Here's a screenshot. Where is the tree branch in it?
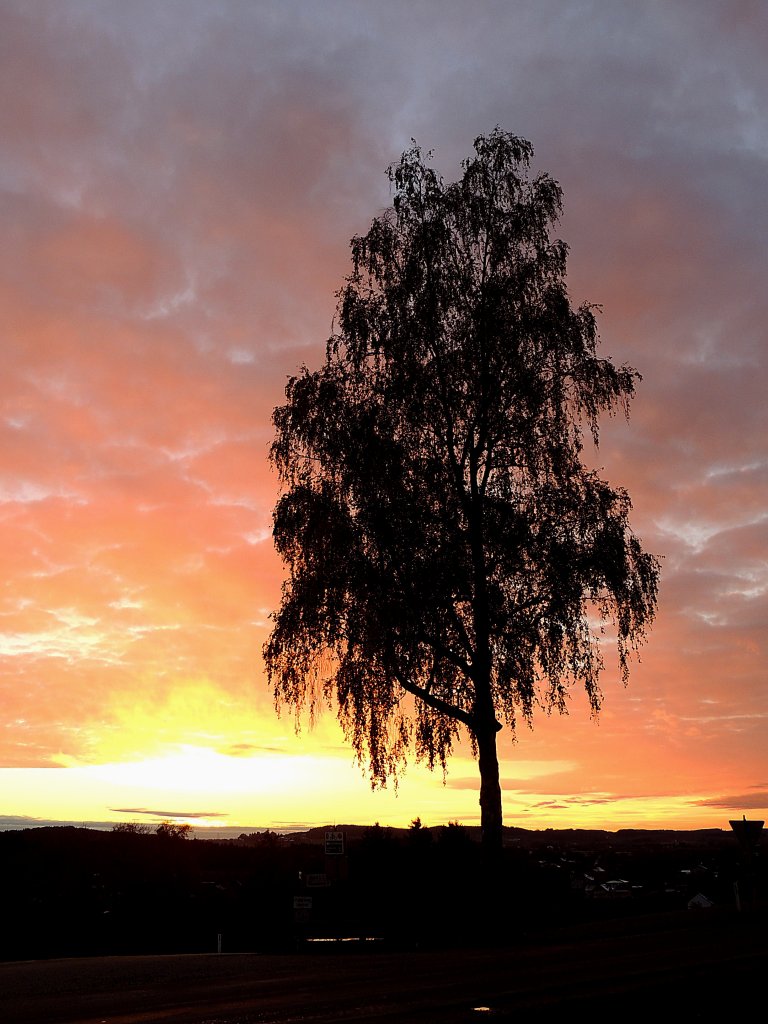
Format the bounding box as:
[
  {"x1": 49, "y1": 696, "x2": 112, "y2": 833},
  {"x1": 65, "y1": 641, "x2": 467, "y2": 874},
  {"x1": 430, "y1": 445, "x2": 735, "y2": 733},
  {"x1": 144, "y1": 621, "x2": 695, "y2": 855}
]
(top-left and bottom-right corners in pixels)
[
  {"x1": 415, "y1": 627, "x2": 473, "y2": 677},
  {"x1": 393, "y1": 668, "x2": 475, "y2": 731}
]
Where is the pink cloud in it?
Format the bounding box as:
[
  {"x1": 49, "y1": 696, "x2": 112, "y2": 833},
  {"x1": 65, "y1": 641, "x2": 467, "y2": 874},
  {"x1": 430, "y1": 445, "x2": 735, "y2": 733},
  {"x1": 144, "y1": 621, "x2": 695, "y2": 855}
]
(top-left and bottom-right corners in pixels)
[{"x1": 0, "y1": 2, "x2": 764, "y2": 827}]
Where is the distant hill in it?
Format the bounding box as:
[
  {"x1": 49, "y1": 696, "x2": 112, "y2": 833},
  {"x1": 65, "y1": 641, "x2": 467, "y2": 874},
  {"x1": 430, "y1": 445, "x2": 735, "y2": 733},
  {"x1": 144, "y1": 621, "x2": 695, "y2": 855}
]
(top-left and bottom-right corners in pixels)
[{"x1": 233, "y1": 822, "x2": 737, "y2": 851}]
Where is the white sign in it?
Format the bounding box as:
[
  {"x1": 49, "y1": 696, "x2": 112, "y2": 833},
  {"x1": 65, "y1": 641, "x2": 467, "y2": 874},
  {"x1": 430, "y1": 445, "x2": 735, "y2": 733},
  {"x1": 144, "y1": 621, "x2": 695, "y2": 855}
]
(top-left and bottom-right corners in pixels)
[
  {"x1": 325, "y1": 830, "x2": 345, "y2": 855},
  {"x1": 306, "y1": 873, "x2": 330, "y2": 888}
]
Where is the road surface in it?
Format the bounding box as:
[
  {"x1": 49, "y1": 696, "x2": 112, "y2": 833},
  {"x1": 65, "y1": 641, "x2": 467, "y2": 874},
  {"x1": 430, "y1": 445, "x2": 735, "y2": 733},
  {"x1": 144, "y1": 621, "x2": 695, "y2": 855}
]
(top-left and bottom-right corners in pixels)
[{"x1": 2, "y1": 910, "x2": 764, "y2": 1022}]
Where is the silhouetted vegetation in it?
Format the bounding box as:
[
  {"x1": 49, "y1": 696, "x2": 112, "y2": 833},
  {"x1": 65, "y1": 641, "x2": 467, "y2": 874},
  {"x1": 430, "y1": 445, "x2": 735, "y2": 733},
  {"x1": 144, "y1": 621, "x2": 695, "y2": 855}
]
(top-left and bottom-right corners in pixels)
[
  {"x1": 154, "y1": 821, "x2": 193, "y2": 840},
  {"x1": 111, "y1": 821, "x2": 151, "y2": 834},
  {"x1": 1, "y1": 824, "x2": 762, "y2": 961},
  {"x1": 265, "y1": 128, "x2": 659, "y2": 852}
]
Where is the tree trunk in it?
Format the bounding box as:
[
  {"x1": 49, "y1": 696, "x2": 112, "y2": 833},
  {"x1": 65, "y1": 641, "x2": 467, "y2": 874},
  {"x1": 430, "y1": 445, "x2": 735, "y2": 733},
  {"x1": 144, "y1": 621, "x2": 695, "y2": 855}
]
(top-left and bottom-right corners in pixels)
[{"x1": 477, "y1": 724, "x2": 503, "y2": 853}]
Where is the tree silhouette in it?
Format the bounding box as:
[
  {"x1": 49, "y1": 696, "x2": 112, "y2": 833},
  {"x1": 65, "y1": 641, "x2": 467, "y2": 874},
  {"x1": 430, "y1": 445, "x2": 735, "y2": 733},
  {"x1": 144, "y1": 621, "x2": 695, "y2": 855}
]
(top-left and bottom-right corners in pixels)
[
  {"x1": 112, "y1": 821, "x2": 152, "y2": 835},
  {"x1": 155, "y1": 822, "x2": 193, "y2": 840},
  {"x1": 265, "y1": 128, "x2": 659, "y2": 851}
]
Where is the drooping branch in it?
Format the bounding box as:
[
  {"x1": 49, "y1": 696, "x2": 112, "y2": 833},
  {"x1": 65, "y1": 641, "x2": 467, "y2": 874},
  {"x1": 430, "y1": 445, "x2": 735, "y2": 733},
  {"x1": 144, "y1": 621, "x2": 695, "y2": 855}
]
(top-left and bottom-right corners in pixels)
[{"x1": 392, "y1": 667, "x2": 474, "y2": 731}]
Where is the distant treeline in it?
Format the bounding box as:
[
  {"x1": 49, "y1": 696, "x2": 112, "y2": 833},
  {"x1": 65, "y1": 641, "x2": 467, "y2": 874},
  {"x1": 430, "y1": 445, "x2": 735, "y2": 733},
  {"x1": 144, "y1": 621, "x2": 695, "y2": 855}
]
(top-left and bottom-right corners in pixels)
[{"x1": 0, "y1": 823, "x2": 761, "y2": 961}]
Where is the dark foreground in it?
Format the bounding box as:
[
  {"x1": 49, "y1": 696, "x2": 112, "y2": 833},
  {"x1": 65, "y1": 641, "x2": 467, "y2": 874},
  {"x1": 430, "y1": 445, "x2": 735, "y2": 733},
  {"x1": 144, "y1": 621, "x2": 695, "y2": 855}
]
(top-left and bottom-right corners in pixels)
[{"x1": 2, "y1": 908, "x2": 765, "y2": 1024}]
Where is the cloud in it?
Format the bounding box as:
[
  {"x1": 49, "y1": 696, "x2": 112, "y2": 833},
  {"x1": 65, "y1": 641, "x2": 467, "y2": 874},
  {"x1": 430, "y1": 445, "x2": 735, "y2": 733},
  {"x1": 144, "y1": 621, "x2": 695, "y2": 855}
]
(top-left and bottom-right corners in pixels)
[
  {"x1": 694, "y1": 793, "x2": 768, "y2": 811},
  {"x1": 221, "y1": 742, "x2": 285, "y2": 758},
  {"x1": 0, "y1": 0, "x2": 765, "y2": 829},
  {"x1": 110, "y1": 807, "x2": 227, "y2": 820},
  {"x1": 446, "y1": 761, "x2": 578, "y2": 789}
]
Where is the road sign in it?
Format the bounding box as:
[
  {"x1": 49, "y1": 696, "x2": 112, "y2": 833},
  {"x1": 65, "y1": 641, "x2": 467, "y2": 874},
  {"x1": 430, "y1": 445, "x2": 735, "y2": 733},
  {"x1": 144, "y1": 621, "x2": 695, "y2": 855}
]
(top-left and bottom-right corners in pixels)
[
  {"x1": 293, "y1": 896, "x2": 313, "y2": 909},
  {"x1": 325, "y1": 831, "x2": 345, "y2": 855},
  {"x1": 306, "y1": 873, "x2": 330, "y2": 887}
]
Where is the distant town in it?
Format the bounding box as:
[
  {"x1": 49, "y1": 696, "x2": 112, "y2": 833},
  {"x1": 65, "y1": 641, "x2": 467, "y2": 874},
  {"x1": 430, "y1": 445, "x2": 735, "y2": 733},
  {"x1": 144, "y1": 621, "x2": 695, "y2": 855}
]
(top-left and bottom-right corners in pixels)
[{"x1": 2, "y1": 820, "x2": 763, "y2": 961}]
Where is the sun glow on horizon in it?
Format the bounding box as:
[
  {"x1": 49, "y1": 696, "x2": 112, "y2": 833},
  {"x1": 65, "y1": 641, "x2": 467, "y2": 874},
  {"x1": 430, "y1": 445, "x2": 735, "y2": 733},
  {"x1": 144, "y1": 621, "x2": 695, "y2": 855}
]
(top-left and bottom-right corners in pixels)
[
  {"x1": 2, "y1": 666, "x2": 763, "y2": 834},
  {"x1": 70, "y1": 744, "x2": 342, "y2": 796}
]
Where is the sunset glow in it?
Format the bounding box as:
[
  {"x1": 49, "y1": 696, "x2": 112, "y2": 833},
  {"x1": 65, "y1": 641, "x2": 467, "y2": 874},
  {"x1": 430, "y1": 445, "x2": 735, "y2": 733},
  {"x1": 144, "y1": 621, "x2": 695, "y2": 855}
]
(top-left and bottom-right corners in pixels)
[{"x1": 1, "y1": 1, "x2": 766, "y2": 835}]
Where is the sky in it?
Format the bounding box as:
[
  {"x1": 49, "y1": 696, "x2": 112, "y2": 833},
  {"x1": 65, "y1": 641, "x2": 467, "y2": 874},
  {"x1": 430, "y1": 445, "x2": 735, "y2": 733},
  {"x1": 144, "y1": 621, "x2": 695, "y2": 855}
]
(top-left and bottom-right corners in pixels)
[{"x1": 1, "y1": 0, "x2": 766, "y2": 835}]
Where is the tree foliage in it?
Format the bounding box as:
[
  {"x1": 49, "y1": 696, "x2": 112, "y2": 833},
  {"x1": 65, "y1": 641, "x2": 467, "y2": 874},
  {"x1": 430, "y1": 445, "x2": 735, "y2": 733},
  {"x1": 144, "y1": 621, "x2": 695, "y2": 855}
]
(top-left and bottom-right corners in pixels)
[
  {"x1": 265, "y1": 128, "x2": 659, "y2": 846},
  {"x1": 155, "y1": 821, "x2": 193, "y2": 840}
]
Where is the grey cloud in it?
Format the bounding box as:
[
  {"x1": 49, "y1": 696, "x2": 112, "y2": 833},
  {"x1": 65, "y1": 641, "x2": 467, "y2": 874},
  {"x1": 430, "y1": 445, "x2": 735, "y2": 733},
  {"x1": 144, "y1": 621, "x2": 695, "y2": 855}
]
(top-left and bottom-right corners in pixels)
[
  {"x1": 110, "y1": 807, "x2": 226, "y2": 819},
  {"x1": 695, "y1": 793, "x2": 768, "y2": 811},
  {"x1": 0, "y1": 0, "x2": 765, "y2": 821}
]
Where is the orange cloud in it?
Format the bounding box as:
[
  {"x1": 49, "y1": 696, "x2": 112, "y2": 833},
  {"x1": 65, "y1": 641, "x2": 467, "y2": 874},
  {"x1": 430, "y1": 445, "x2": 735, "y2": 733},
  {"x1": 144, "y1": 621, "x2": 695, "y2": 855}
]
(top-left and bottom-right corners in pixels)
[{"x1": 0, "y1": 0, "x2": 765, "y2": 831}]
